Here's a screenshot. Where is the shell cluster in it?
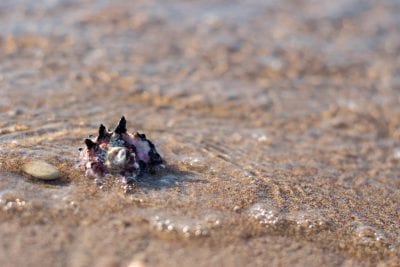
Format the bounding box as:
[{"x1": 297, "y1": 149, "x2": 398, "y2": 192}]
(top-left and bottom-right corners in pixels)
[{"x1": 78, "y1": 116, "x2": 163, "y2": 184}]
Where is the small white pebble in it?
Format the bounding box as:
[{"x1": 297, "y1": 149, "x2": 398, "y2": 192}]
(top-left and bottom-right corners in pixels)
[{"x1": 23, "y1": 160, "x2": 61, "y2": 180}]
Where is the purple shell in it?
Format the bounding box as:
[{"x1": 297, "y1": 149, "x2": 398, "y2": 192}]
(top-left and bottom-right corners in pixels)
[{"x1": 78, "y1": 116, "x2": 163, "y2": 183}]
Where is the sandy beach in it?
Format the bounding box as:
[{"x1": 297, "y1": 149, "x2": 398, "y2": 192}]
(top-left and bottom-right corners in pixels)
[{"x1": 0, "y1": 0, "x2": 399, "y2": 266}]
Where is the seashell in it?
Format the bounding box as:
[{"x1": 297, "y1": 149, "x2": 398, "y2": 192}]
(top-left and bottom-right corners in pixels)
[
  {"x1": 105, "y1": 147, "x2": 129, "y2": 171},
  {"x1": 78, "y1": 116, "x2": 164, "y2": 184}
]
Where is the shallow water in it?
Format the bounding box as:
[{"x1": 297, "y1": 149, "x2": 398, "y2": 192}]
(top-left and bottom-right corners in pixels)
[{"x1": 1, "y1": 0, "x2": 400, "y2": 266}]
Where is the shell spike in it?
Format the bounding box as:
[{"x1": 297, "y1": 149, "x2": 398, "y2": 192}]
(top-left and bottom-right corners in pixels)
[
  {"x1": 85, "y1": 138, "x2": 97, "y2": 149},
  {"x1": 97, "y1": 124, "x2": 107, "y2": 140},
  {"x1": 114, "y1": 116, "x2": 127, "y2": 134}
]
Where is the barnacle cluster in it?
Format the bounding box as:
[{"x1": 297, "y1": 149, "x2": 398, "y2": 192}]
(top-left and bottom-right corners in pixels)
[{"x1": 78, "y1": 116, "x2": 163, "y2": 184}]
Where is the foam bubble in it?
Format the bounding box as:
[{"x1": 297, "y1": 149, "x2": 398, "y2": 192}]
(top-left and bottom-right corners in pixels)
[
  {"x1": 149, "y1": 212, "x2": 222, "y2": 238},
  {"x1": 352, "y1": 223, "x2": 387, "y2": 244},
  {"x1": 180, "y1": 157, "x2": 208, "y2": 172},
  {"x1": 0, "y1": 190, "x2": 29, "y2": 211},
  {"x1": 248, "y1": 203, "x2": 332, "y2": 235},
  {"x1": 247, "y1": 202, "x2": 282, "y2": 227},
  {"x1": 289, "y1": 209, "x2": 330, "y2": 233}
]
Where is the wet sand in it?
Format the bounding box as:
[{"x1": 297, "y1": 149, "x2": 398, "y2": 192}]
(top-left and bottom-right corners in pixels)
[{"x1": 0, "y1": 0, "x2": 400, "y2": 266}]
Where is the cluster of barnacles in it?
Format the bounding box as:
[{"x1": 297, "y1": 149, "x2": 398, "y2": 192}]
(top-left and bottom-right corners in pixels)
[{"x1": 78, "y1": 116, "x2": 164, "y2": 185}]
